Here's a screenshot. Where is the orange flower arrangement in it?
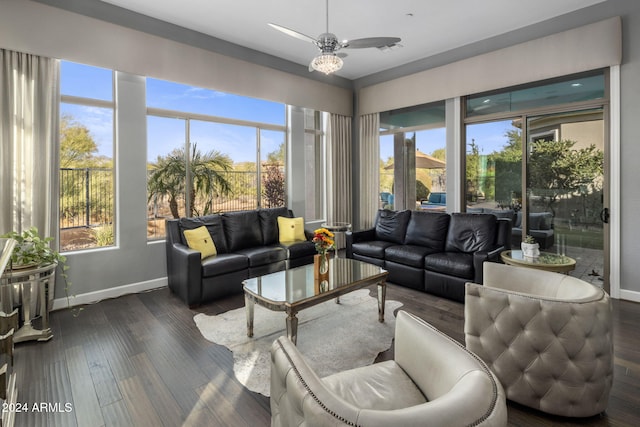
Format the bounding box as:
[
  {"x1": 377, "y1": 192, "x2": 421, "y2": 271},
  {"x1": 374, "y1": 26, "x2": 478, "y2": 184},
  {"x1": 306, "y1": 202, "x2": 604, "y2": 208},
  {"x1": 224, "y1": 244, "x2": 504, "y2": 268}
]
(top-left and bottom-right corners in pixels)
[{"x1": 312, "y1": 228, "x2": 335, "y2": 254}]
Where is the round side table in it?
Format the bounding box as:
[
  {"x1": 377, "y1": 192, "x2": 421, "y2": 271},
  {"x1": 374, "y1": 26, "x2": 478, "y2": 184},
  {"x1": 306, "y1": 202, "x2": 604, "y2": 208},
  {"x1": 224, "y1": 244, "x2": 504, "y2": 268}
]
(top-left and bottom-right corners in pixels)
[
  {"x1": 321, "y1": 222, "x2": 352, "y2": 258},
  {"x1": 501, "y1": 250, "x2": 576, "y2": 274}
]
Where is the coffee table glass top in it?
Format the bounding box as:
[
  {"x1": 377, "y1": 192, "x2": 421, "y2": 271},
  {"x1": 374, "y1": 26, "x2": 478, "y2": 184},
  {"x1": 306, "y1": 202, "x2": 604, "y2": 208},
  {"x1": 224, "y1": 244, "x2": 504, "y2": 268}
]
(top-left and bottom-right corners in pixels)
[{"x1": 243, "y1": 258, "x2": 386, "y2": 304}]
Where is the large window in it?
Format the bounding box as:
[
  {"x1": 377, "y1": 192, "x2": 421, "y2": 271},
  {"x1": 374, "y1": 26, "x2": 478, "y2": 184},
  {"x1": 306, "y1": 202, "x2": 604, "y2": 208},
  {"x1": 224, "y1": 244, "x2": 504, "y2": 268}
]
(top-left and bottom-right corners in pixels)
[
  {"x1": 146, "y1": 78, "x2": 286, "y2": 239},
  {"x1": 466, "y1": 120, "x2": 522, "y2": 209},
  {"x1": 379, "y1": 102, "x2": 446, "y2": 210},
  {"x1": 464, "y1": 71, "x2": 607, "y2": 287},
  {"x1": 59, "y1": 61, "x2": 115, "y2": 252}
]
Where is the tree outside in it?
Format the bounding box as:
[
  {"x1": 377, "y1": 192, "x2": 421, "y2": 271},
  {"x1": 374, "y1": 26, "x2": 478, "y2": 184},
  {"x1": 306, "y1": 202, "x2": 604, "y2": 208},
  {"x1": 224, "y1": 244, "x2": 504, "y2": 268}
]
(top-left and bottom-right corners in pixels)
[
  {"x1": 59, "y1": 114, "x2": 114, "y2": 250},
  {"x1": 261, "y1": 141, "x2": 286, "y2": 208},
  {"x1": 528, "y1": 139, "x2": 604, "y2": 219},
  {"x1": 147, "y1": 143, "x2": 233, "y2": 219}
]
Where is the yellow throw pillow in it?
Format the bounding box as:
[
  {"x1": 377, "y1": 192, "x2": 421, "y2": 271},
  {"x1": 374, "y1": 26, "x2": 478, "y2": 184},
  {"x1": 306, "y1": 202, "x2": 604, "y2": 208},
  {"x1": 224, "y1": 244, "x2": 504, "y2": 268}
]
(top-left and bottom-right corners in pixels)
[
  {"x1": 183, "y1": 226, "x2": 217, "y2": 259},
  {"x1": 277, "y1": 216, "x2": 306, "y2": 242}
]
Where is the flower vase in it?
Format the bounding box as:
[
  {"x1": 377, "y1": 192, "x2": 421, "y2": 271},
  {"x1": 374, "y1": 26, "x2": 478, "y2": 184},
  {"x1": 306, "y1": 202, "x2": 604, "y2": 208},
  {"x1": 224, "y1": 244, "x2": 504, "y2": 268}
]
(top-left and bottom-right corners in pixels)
[{"x1": 314, "y1": 252, "x2": 330, "y2": 281}]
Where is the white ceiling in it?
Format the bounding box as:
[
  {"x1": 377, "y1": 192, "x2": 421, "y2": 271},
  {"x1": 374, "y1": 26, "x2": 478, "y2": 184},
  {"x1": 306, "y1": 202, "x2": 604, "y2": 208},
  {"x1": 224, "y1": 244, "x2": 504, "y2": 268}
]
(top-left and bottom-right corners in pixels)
[{"x1": 99, "y1": 0, "x2": 606, "y2": 80}]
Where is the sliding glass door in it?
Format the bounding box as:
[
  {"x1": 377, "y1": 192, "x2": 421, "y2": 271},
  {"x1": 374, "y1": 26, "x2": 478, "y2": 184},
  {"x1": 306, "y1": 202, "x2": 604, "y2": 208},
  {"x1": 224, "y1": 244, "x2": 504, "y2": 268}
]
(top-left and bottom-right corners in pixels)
[
  {"x1": 464, "y1": 71, "x2": 608, "y2": 290},
  {"x1": 526, "y1": 109, "x2": 606, "y2": 287}
]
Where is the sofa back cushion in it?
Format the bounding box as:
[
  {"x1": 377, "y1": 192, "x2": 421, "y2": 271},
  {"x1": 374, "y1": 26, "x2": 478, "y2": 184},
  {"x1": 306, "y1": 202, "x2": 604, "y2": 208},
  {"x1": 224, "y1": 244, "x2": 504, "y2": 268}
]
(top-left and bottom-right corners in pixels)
[
  {"x1": 222, "y1": 210, "x2": 263, "y2": 252},
  {"x1": 514, "y1": 211, "x2": 552, "y2": 230},
  {"x1": 445, "y1": 213, "x2": 497, "y2": 253},
  {"x1": 404, "y1": 211, "x2": 450, "y2": 250},
  {"x1": 178, "y1": 214, "x2": 228, "y2": 254},
  {"x1": 530, "y1": 212, "x2": 553, "y2": 230},
  {"x1": 374, "y1": 209, "x2": 411, "y2": 244},
  {"x1": 259, "y1": 207, "x2": 291, "y2": 245},
  {"x1": 488, "y1": 209, "x2": 515, "y2": 223}
]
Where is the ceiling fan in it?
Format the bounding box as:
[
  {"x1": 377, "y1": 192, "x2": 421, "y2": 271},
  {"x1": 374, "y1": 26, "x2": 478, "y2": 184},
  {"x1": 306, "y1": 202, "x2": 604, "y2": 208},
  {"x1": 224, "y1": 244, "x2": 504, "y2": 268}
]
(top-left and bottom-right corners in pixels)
[{"x1": 268, "y1": 0, "x2": 401, "y2": 75}]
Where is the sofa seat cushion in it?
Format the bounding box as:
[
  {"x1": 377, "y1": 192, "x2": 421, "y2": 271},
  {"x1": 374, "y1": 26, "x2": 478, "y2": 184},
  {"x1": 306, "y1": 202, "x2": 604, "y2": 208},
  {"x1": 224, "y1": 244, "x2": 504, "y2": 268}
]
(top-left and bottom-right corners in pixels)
[
  {"x1": 385, "y1": 245, "x2": 438, "y2": 268},
  {"x1": 323, "y1": 360, "x2": 427, "y2": 411},
  {"x1": 351, "y1": 240, "x2": 395, "y2": 260},
  {"x1": 424, "y1": 252, "x2": 474, "y2": 279},
  {"x1": 278, "y1": 240, "x2": 316, "y2": 259},
  {"x1": 201, "y1": 253, "x2": 249, "y2": 277},
  {"x1": 235, "y1": 245, "x2": 287, "y2": 267}
]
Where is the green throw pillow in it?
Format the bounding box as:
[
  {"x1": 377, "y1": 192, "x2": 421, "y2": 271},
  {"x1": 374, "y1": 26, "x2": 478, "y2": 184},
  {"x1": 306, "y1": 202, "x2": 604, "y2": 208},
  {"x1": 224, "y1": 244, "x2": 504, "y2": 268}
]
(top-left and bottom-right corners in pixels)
[{"x1": 183, "y1": 226, "x2": 217, "y2": 259}]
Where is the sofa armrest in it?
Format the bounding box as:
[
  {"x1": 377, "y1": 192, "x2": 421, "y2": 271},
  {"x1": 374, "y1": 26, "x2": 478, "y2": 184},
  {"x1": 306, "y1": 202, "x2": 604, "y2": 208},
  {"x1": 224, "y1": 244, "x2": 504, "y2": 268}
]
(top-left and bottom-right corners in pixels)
[
  {"x1": 345, "y1": 228, "x2": 375, "y2": 258},
  {"x1": 472, "y1": 246, "x2": 504, "y2": 284},
  {"x1": 166, "y1": 242, "x2": 203, "y2": 307}
]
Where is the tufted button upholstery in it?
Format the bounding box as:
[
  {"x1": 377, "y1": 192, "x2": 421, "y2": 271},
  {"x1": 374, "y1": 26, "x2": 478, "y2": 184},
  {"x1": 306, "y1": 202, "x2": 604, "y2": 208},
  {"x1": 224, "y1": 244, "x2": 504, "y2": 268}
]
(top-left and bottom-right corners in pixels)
[
  {"x1": 464, "y1": 262, "x2": 613, "y2": 417},
  {"x1": 271, "y1": 310, "x2": 507, "y2": 427}
]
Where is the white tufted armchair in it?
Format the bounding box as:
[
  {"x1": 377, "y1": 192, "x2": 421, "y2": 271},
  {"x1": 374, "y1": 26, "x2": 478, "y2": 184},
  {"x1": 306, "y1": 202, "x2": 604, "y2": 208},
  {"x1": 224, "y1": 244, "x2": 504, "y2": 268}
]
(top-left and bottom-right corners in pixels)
[
  {"x1": 271, "y1": 310, "x2": 507, "y2": 426},
  {"x1": 465, "y1": 262, "x2": 613, "y2": 417}
]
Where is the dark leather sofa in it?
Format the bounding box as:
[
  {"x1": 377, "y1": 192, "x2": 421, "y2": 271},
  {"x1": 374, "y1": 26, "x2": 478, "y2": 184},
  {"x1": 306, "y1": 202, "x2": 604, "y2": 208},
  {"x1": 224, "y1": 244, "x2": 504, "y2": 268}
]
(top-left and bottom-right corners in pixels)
[
  {"x1": 346, "y1": 210, "x2": 511, "y2": 302},
  {"x1": 165, "y1": 207, "x2": 316, "y2": 307}
]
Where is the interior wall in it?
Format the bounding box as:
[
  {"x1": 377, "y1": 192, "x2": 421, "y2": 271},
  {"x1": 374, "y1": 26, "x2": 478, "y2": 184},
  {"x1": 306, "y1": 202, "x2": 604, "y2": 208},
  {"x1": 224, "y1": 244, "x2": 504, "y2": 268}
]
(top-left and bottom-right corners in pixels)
[
  {"x1": 358, "y1": 17, "x2": 621, "y2": 115},
  {"x1": 618, "y1": 11, "x2": 640, "y2": 300},
  {"x1": 0, "y1": 0, "x2": 353, "y2": 116}
]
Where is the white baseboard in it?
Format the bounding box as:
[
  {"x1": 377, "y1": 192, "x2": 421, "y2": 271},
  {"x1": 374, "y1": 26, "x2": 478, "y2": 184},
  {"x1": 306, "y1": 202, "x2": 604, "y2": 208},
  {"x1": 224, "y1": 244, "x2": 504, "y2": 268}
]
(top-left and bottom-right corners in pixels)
[
  {"x1": 49, "y1": 277, "x2": 640, "y2": 308},
  {"x1": 52, "y1": 277, "x2": 168, "y2": 311},
  {"x1": 618, "y1": 289, "x2": 640, "y2": 304}
]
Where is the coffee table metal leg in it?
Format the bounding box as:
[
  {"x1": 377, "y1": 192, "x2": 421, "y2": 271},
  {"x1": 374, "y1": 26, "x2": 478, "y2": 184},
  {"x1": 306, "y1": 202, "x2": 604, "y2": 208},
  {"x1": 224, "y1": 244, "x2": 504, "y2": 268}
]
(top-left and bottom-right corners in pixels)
[
  {"x1": 377, "y1": 281, "x2": 386, "y2": 322},
  {"x1": 286, "y1": 310, "x2": 299, "y2": 345},
  {"x1": 245, "y1": 295, "x2": 254, "y2": 338}
]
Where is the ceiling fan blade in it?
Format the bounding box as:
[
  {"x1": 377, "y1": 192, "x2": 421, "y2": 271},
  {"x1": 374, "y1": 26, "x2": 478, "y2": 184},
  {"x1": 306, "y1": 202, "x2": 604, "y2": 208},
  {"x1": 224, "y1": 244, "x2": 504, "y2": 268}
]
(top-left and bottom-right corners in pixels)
[
  {"x1": 343, "y1": 37, "x2": 401, "y2": 49},
  {"x1": 268, "y1": 23, "x2": 317, "y2": 44}
]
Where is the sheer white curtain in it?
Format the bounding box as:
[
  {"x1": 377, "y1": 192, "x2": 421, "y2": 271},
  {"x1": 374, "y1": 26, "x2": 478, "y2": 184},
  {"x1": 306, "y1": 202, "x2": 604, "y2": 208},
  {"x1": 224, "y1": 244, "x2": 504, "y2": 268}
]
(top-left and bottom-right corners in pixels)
[
  {"x1": 326, "y1": 114, "x2": 352, "y2": 248},
  {"x1": 358, "y1": 113, "x2": 380, "y2": 229},
  {"x1": 0, "y1": 49, "x2": 59, "y2": 240}
]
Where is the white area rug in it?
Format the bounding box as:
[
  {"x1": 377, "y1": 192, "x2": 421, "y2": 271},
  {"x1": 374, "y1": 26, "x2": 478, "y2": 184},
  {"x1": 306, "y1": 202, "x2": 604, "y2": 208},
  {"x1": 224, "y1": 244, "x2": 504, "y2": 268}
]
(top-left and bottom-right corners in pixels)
[{"x1": 194, "y1": 289, "x2": 403, "y2": 396}]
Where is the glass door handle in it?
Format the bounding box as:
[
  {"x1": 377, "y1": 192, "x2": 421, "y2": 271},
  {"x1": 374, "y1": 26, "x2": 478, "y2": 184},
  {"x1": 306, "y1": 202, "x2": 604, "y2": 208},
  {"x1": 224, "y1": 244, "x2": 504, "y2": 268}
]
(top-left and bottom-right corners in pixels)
[{"x1": 600, "y1": 207, "x2": 610, "y2": 224}]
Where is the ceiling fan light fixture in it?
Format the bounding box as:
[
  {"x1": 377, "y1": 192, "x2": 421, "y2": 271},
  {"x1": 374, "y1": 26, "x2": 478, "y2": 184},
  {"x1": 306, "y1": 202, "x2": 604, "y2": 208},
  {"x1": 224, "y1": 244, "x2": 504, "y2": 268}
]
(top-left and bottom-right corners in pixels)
[{"x1": 311, "y1": 53, "x2": 343, "y2": 75}]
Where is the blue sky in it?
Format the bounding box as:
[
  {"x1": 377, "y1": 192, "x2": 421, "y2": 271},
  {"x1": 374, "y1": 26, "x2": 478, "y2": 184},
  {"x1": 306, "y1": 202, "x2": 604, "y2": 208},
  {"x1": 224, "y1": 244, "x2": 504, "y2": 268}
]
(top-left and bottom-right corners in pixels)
[
  {"x1": 380, "y1": 120, "x2": 516, "y2": 162},
  {"x1": 61, "y1": 61, "x2": 516, "y2": 164},
  {"x1": 61, "y1": 61, "x2": 285, "y2": 163}
]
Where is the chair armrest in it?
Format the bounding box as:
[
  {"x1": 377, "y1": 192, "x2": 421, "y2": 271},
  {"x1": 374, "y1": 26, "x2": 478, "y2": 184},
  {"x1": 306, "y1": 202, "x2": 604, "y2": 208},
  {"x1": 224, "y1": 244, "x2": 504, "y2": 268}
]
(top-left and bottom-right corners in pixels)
[
  {"x1": 166, "y1": 242, "x2": 203, "y2": 307},
  {"x1": 270, "y1": 337, "x2": 360, "y2": 427}
]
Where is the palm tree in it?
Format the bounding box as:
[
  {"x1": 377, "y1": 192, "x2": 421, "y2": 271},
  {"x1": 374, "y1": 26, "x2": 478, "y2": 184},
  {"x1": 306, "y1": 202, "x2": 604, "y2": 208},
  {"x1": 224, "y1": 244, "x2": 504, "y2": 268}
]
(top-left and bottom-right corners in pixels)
[{"x1": 147, "y1": 143, "x2": 233, "y2": 218}]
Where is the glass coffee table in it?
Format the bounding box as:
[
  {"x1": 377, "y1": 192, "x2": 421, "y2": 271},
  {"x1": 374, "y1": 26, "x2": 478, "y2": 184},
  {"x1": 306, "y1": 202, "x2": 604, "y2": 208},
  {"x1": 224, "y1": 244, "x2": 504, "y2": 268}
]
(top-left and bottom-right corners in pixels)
[
  {"x1": 501, "y1": 250, "x2": 576, "y2": 273},
  {"x1": 242, "y1": 258, "x2": 388, "y2": 345}
]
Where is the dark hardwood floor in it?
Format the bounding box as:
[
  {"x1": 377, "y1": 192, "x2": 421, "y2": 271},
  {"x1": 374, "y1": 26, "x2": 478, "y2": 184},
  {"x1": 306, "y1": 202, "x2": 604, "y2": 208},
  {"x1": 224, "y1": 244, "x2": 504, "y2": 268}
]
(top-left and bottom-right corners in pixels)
[{"x1": 11, "y1": 283, "x2": 640, "y2": 426}]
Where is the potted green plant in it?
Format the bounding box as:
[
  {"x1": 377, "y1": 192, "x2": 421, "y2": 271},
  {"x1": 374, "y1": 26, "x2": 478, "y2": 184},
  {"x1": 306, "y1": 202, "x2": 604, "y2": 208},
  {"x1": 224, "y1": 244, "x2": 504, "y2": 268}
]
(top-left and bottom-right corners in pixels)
[
  {"x1": 1, "y1": 227, "x2": 77, "y2": 314},
  {"x1": 521, "y1": 234, "x2": 540, "y2": 258},
  {"x1": 1, "y1": 227, "x2": 65, "y2": 268}
]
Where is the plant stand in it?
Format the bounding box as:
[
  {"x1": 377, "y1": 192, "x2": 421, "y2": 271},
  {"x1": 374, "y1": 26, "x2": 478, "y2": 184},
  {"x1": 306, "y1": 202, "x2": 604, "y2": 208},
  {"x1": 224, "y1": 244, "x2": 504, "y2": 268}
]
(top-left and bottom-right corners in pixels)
[{"x1": 1, "y1": 262, "x2": 56, "y2": 343}]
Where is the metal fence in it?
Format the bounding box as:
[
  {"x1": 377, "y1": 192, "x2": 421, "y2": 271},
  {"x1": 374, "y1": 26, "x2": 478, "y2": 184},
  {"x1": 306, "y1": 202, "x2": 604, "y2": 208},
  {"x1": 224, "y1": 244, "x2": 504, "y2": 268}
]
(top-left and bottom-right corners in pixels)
[
  {"x1": 59, "y1": 167, "x2": 285, "y2": 235},
  {"x1": 60, "y1": 168, "x2": 114, "y2": 229}
]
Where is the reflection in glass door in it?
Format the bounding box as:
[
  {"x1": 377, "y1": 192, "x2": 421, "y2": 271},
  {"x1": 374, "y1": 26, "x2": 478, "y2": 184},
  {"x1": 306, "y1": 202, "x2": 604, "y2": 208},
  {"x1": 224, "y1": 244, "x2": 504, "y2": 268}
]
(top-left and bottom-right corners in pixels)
[{"x1": 526, "y1": 109, "x2": 606, "y2": 288}]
